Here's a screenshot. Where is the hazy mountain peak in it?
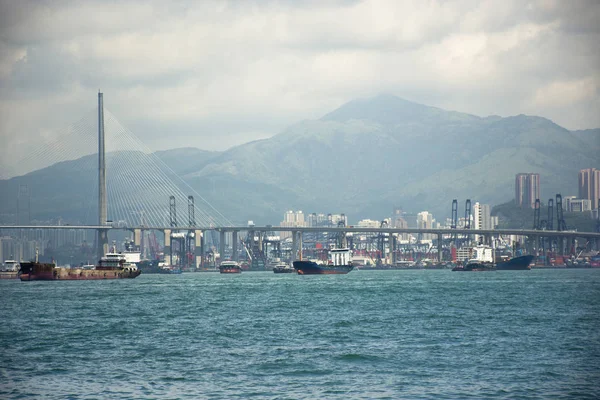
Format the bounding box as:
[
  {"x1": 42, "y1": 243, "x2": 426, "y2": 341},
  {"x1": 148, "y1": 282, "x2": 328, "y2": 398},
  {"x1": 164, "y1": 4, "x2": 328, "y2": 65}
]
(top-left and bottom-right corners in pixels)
[{"x1": 320, "y1": 94, "x2": 479, "y2": 125}]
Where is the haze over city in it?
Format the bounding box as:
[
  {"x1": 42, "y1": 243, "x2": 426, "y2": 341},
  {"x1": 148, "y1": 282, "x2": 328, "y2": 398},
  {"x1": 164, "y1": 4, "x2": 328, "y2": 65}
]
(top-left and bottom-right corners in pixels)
[{"x1": 1, "y1": 0, "x2": 599, "y2": 178}]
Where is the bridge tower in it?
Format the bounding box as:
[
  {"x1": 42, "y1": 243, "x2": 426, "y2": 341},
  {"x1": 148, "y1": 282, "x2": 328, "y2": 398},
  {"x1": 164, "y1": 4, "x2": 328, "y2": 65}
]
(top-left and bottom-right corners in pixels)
[{"x1": 97, "y1": 92, "x2": 109, "y2": 260}]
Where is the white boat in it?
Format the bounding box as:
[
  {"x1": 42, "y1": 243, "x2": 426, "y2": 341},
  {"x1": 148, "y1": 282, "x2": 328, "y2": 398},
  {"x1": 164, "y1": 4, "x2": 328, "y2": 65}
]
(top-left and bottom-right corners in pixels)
[
  {"x1": 98, "y1": 252, "x2": 139, "y2": 272},
  {"x1": 273, "y1": 262, "x2": 294, "y2": 273}
]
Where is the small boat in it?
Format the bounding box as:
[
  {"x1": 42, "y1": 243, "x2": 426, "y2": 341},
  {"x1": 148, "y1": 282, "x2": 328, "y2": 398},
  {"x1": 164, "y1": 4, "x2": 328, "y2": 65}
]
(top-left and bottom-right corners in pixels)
[
  {"x1": 20, "y1": 251, "x2": 141, "y2": 281},
  {"x1": 0, "y1": 259, "x2": 20, "y2": 279},
  {"x1": 219, "y1": 260, "x2": 242, "y2": 274},
  {"x1": 273, "y1": 262, "x2": 294, "y2": 273},
  {"x1": 293, "y1": 247, "x2": 354, "y2": 275}
]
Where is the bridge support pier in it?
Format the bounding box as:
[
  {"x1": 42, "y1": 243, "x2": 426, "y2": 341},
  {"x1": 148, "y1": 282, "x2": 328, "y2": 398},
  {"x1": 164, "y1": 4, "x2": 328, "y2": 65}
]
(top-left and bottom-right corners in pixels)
[
  {"x1": 437, "y1": 233, "x2": 443, "y2": 263},
  {"x1": 97, "y1": 229, "x2": 108, "y2": 260},
  {"x1": 163, "y1": 229, "x2": 171, "y2": 265},
  {"x1": 200, "y1": 231, "x2": 206, "y2": 267},
  {"x1": 134, "y1": 228, "x2": 142, "y2": 247},
  {"x1": 292, "y1": 230, "x2": 302, "y2": 261},
  {"x1": 558, "y1": 236, "x2": 565, "y2": 256},
  {"x1": 195, "y1": 230, "x2": 203, "y2": 268},
  {"x1": 391, "y1": 235, "x2": 397, "y2": 266},
  {"x1": 219, "y1": 230, "x2": 226, "y2": 262},
  {"x1": 232, "y1": 230, "x2": 238, "y2": 261},
  {"x1": 291, "y1": 231, "x2": 297, "y2": 261},
  {"x1": 484, "y1": 234, "x2": 491, "y2": 246}
]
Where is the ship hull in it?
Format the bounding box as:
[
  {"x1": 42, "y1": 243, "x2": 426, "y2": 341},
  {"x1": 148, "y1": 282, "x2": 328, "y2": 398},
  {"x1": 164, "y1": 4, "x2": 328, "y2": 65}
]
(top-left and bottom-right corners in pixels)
[
  {"x1": 0, "y1": 271, "x2": 19, "y2": 279},
  {"x1": 293, "y1": 260, "x2": 354, "y2": 275},
  {"x1": 19, "y1": 262, "x2": 141, "y2": 281},
  {"x1": 452, "y1": 262, "x2": 496, "y2": 272},
  {"x1": 219, "y1": 267, "x2": 242, "y2": 274},
  {"x1": 496, "y1": 255, "x2": 534, "y2": 270},
  {"x1": 273, "y1": 268, "x2": 294, "y2": 273}
]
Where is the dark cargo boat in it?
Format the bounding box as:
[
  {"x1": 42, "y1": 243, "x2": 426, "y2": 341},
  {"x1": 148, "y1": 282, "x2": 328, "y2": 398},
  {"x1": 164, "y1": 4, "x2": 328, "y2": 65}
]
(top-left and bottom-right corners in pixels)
[
  {"x1": 20, "y1": 252, "x2": 141, "y2": 281},
  {"x1": 293, "y1": 248, "x2": 354, "y2": 275},
  {"x1": 496, "y1": 254, "x2": 534, "y2": 270}
]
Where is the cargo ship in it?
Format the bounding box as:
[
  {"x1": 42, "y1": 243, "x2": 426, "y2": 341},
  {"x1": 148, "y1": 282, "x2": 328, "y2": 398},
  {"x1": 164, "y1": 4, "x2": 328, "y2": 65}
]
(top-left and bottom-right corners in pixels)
[
  {"x1": 0, "y1": 260, "x2": 20, "y2": 279},
  {"x1": 20, "y1": 252, "x2": 141, "y2": 281},
  {"x1": 496, "y1": 254, "x2": 534, "y2": 270},
  {"x1": 293, "y1": 247, "x2": 354, "y2": 275},
  {"x1": 219, "y1": 260, "x2": 242, "y2": 274}
]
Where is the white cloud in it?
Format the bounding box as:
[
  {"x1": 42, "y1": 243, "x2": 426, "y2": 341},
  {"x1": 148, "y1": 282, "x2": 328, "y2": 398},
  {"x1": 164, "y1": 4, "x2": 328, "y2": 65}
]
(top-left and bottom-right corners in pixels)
[{"x1": 0, "y1": 0, "x2": 599, "y2": 176}]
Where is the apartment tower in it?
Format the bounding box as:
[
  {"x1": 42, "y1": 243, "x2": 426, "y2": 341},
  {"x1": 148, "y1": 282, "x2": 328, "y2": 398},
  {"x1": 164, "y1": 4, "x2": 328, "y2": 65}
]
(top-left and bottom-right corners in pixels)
[
  {"x1": 515, "y1": 173, "x2": 540, "y2": 209},
  {"x1": 578, "y1": 168, "x2": 600, "y2": 210}
]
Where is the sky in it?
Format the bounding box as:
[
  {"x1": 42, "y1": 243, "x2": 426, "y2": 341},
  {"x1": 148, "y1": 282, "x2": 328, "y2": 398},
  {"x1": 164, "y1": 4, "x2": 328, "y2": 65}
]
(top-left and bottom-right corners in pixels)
[{"x1": 1, "y1": 0, "x2": 599, "y2": 177}]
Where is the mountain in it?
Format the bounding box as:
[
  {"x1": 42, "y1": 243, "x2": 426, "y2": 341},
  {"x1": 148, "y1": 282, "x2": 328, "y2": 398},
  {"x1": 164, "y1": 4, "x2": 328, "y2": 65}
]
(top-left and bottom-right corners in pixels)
[{"x1": 1, "y1": 95, "x2": 598, "y2": 226}]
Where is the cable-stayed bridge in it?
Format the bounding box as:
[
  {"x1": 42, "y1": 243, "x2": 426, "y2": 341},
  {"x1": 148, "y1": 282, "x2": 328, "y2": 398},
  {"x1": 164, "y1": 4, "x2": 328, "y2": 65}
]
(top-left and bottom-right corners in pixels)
[{"x1": 4, "y1": 99, "x2": 231, "y2": 229}]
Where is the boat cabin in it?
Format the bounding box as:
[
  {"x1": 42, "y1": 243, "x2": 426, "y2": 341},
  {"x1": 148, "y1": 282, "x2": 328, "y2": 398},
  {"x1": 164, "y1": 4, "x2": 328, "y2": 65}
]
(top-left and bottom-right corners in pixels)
[
  {"x1": 329, "y1": 248, "x2": 351, "y2": 266},
  {"x1": 467, "y1": 246, "x2": 494, "y2": 264},
  {"x1": 2, "y1": 260, "x2": 20, "y2": 272}
]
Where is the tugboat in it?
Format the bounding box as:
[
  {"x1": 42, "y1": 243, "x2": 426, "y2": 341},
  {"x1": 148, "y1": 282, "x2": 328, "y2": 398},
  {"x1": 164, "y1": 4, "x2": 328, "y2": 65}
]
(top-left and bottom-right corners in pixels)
[
  {"x1": 273, "y1": 262, "x2": 295, "y2": 273},
  {"x1": 20, "y1": 250, "x2": 141, "y2": 281},
  {"x1": 293, "y1": 247, "x2": 354, "y2": 275},
  {"x1": 219, "y1": 260, "x2": 242, "y2": 274},
  {"x1": 452, "y1": 245, "x2": 496, "y2": 272}
]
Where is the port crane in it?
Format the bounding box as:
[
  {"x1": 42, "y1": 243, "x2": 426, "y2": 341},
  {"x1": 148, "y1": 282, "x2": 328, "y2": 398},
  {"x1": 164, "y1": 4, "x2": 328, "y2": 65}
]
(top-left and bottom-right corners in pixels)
[{"x1": 376, "y1": 220, "x2": 388, "y2": 266}]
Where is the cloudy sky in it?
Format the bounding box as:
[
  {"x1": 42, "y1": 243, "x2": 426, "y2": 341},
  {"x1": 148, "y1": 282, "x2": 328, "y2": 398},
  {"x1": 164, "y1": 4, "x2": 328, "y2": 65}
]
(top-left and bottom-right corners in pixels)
[{"x1": 1, "y1": 0, "x2": 599, "y2": 176}]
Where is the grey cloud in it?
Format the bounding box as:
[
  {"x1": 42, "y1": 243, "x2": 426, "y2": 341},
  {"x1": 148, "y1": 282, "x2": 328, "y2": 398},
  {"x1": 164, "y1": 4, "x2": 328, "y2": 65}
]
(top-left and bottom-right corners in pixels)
[{"x1": 0, "y1": 0, "x2": 598, "y2": 178}]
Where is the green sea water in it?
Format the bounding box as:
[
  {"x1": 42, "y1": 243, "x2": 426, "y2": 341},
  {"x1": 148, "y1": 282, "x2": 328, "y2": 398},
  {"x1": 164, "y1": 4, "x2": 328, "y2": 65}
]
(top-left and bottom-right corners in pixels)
[{"x1": 1, "y1": 269, "x2": 599, "y2": 399}]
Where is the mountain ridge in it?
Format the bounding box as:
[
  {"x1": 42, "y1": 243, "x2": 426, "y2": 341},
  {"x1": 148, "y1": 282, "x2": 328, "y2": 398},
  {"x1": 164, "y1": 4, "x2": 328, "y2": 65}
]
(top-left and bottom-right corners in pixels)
[{"x1": 1, "y1": 94, "x2": 598, "y2": 225}]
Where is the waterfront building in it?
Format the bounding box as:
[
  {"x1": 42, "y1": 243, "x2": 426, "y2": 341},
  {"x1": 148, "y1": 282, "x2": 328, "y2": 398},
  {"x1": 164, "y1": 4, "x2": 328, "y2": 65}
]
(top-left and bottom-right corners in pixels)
[
  {"x1": 568, "y1": 198, "x2": 592, "y2": 212},
  {"x1": 473, "y1": 202, "x2": 492, "y2": 243},
  {"x1": 515, "y1": 173, "x2": 540, "y2": 208},
  {"x1": 392, "y1": 209, "x2": 409, "y2": 241},
  {"x1": 417, "y1": 211, "x2": 435, "y2": 240},
  {"x1": 491, "y1": 216, "x2": 499, "y2": 229},
  {"x1": 473, "y1": 203, "x2": 492, "y2": 230},
  {"x1": 564, "y1": 196, "x2": 577, "y2": 211},
  {"x1": 357, "y1": 219, "x2": 381, "y2": 229},
  {"x1": 280, "y1": 210, "x2": 308, "y2": 239},
  {"x1": 578, "y1": 168, "x2": 600, "y2": 210},
  {"x1": 0, "y1": 236, "x2": 43, "y2": 262},
  {"x1": 328, "y1": 214, "x2": 347, "y2": 226}
]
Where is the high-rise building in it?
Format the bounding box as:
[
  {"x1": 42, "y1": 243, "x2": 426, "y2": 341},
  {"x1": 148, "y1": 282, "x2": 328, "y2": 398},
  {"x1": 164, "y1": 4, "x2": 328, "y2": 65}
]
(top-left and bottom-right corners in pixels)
[
  {"x1": 568, "y1": 199, "x2": 592, "y2": 212},
  {"x1": 515, "y1": 173, "x2": 540, "y2": 208},
  {"x1": 417, "y1": 211, "x2": 434, "y2": 240},
  {"x1": 473, "y1": 202, "x2": 491, "y2": 243},
  {"x1": 578, "y1": 168, "x2": 600, "y2": 210},
  {"x1": 473, "y1": 202, "x2": 491, "y2": 230},
  {"x1": 280, "y1": 210, "x2": 308, "y2": 239}
]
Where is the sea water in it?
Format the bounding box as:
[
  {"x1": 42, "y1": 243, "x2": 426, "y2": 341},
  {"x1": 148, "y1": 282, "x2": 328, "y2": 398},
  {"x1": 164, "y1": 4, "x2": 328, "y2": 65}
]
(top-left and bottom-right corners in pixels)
[{"x1": 1, "y1": 269, "x2": 599, "y2": 399}]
